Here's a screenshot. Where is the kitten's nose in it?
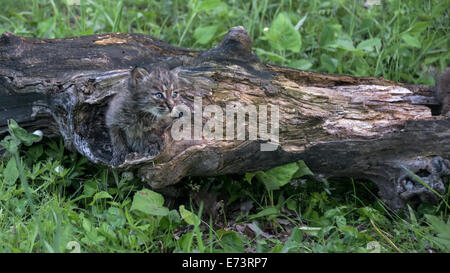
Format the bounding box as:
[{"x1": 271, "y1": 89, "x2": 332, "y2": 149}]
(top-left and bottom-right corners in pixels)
[{"x1": 166, "y1": 102, "x2": 174, "y2": 111}]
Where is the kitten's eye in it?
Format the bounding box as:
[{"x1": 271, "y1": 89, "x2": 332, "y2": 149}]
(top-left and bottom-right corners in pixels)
[
  {"x1": 172, "y1": 92, "x2": 178, "y2": 98},
  {"x1": 155, "y1": 93, "x2": 164, "y2": 99}
]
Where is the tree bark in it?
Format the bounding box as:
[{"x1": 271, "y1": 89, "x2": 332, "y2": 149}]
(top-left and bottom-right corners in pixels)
[{"x1": 1, "y1": 27, "x2": 449, "y2": 210}]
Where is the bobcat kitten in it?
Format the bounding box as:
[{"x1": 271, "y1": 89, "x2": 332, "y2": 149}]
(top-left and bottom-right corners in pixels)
[{"x1": 106, "y1": 66, "x2": 183, "y2": 166}]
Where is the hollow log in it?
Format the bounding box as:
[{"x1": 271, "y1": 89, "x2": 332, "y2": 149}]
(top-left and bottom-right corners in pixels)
[{"x1": 1, "y1": 27, "x2": 449, "y2": 210}]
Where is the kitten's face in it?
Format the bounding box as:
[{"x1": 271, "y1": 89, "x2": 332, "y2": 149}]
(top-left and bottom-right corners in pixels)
[{"x1": 130, "y1": 67, "x2": 183, "y2": 118}]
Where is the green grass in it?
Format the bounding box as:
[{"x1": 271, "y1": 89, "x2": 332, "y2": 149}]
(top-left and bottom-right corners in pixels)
[{"x1": 0, "y1": 0, "x2": 449, "y2": 253}]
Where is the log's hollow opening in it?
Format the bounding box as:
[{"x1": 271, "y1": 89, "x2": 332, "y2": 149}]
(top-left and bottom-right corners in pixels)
[
  {"x1": 429, "y1": 104, "x2": 443, "y2": 116},
  {"x1": 75, "y1": 96, "x2": 170, "y2": 166},
  {"x1": 76, "y1": 101, "x2": 113, "y2": 164},
  {"x1": 415, "y1": 169, "x2": 431, "y2": 178}
]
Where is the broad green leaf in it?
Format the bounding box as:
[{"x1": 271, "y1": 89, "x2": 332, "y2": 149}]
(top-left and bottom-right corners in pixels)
[
  {"x1": 424, "y1": 215, "x2": 450, "y2": 249},
  {"x1": 281, "y1": 227, "x2": 302, "y2": 253},
  {"x1": 339, "y1": 225, "x2": 359, "y2": 237},
  {"x1": 401, "y1": 33, "x2": 421, "y2": 48},
  {"x1": 294, "y1": 160, "x2": 314, "y2": 178},
  {"x1": 160, "y1": 209, "x2": 181, "y2": 229},
  {"x1": 330, "y1": 38, "x2": 355, "y2": 51},
  {"x1": 255, "y1": 162, "x2": 299, "y2": 191},
  {"x1": 168, "y1": 209, "x2": 181, "y2": 223},
  {"x1": 132, "y1": 204, "x2": 169, "y2": 217},
  {"x1": 7, "y1": 119, "x2": 41, "y2": 146},
  {"x1": 286, "y1": 199, "x2": 297, "y2": 211},
  {"x1": 265, "y1": 162, "x2": 299, "y2": 186},
  {"x1": 81, "y1": 218, "x2": 105, "y2": 244},
  {"x1": 89, "y1": 191, "x2": 113, "y2": 205},
  {"x1": 270, "y1": 244, "x2": 284, "y2": 253},
  {"x1": 320, "y1": 54, "x2": 337, "y2": 73},
  {"x1": 82, "y1": 217, "x2": 92, "y2": 233},
  {"x1": 105, "y1": 207, "x2": 126, "y2": 228},
  {"x1": 179, "y1": 205, "x2": 200, "y2": 225},
  {"x1": 217, "y1": 230, "x2": 244, "y2": 252},
  {"x1": 255, "y1": 48, "x2": 287, "y2": 62},
  {"x1": 0, "y1": 136, "x2": 20, "y2": 154},
  {"x1": 250, "y1": 161, "x2": 311, "y2": 191},
  {"x1": 335, "y1": 215, "x2": 347, "y2": 228},
  {"x1": 130, "y1": 189, "x2": 168, "y2": 216},
  {"x1": 266, "y1": 13, "x2": 301, "y2": 52},
  {"x1": 357, "y1": 38, "x2": 381, "y2": 52},
  {"x1": 254, "y1": 171, "x2": 279, "y2": 191},
  {"x1": 425, "y1": 214, "x2": 450, "y2": 241},
  {"x1": 83, "y1": 180, "x2": 98, "y2": 197},
  {"x1": 245, "y1": 172, "x2": 257, "y2": 183},
  {"x1": 248, "y1": 207, "x2": 279, "y2": 220},
  {"x1": 320, "y1": 24, "x2": 341, "y2": 48},
  {"x1": 324, "y1": 206, "x2": 345, "y2": 218},
  {"x1": 135, "y1": 189, "x2": 164, "y2": 206},
  {"x1": 409, "y1": 21, "x2": 430, "y2": 35},
  {"x1": 4, "y1": 158, "x2": 19, "y2": 185},
  {"x1": 194, "y1": 25, "x2": 218, "y2": 45},
  {"x1": 289, "y1": 59, "x2": 313, "y2": 70},
  {"x1": 179, "y1": 231, "x2": 195, "y2": 252},
  {"x1": 358, "y1": 206, "x2": 389, "y2": 225},
  {"x1": 198, "y1": 0, "x2": 223, "y2": 11}
]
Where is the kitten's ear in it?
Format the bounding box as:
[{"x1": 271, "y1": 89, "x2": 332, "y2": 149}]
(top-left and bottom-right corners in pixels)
[{"x1": 130, "y1": 67, "x2": 149, "y2": 88}]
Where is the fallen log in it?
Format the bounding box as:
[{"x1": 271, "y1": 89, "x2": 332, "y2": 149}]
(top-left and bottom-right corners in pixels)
[{"x1": 0, "y1": 26, "x2": 449, "y2": 210}]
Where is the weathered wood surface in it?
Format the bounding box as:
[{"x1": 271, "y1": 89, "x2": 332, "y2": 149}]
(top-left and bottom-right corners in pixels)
[{"x1": 1, "y1": 27, "x2": 449, "y2": 210}]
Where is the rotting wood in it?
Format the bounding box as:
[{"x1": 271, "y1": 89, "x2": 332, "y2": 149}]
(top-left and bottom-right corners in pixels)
[{"x1": 1, "y1": 27, "x2": 449, "y2": 210}]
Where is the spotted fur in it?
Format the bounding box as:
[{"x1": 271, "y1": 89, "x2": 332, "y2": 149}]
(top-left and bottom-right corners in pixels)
[{"x1": 106, "y1": 66, "x2": 183, "y2": 165}]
